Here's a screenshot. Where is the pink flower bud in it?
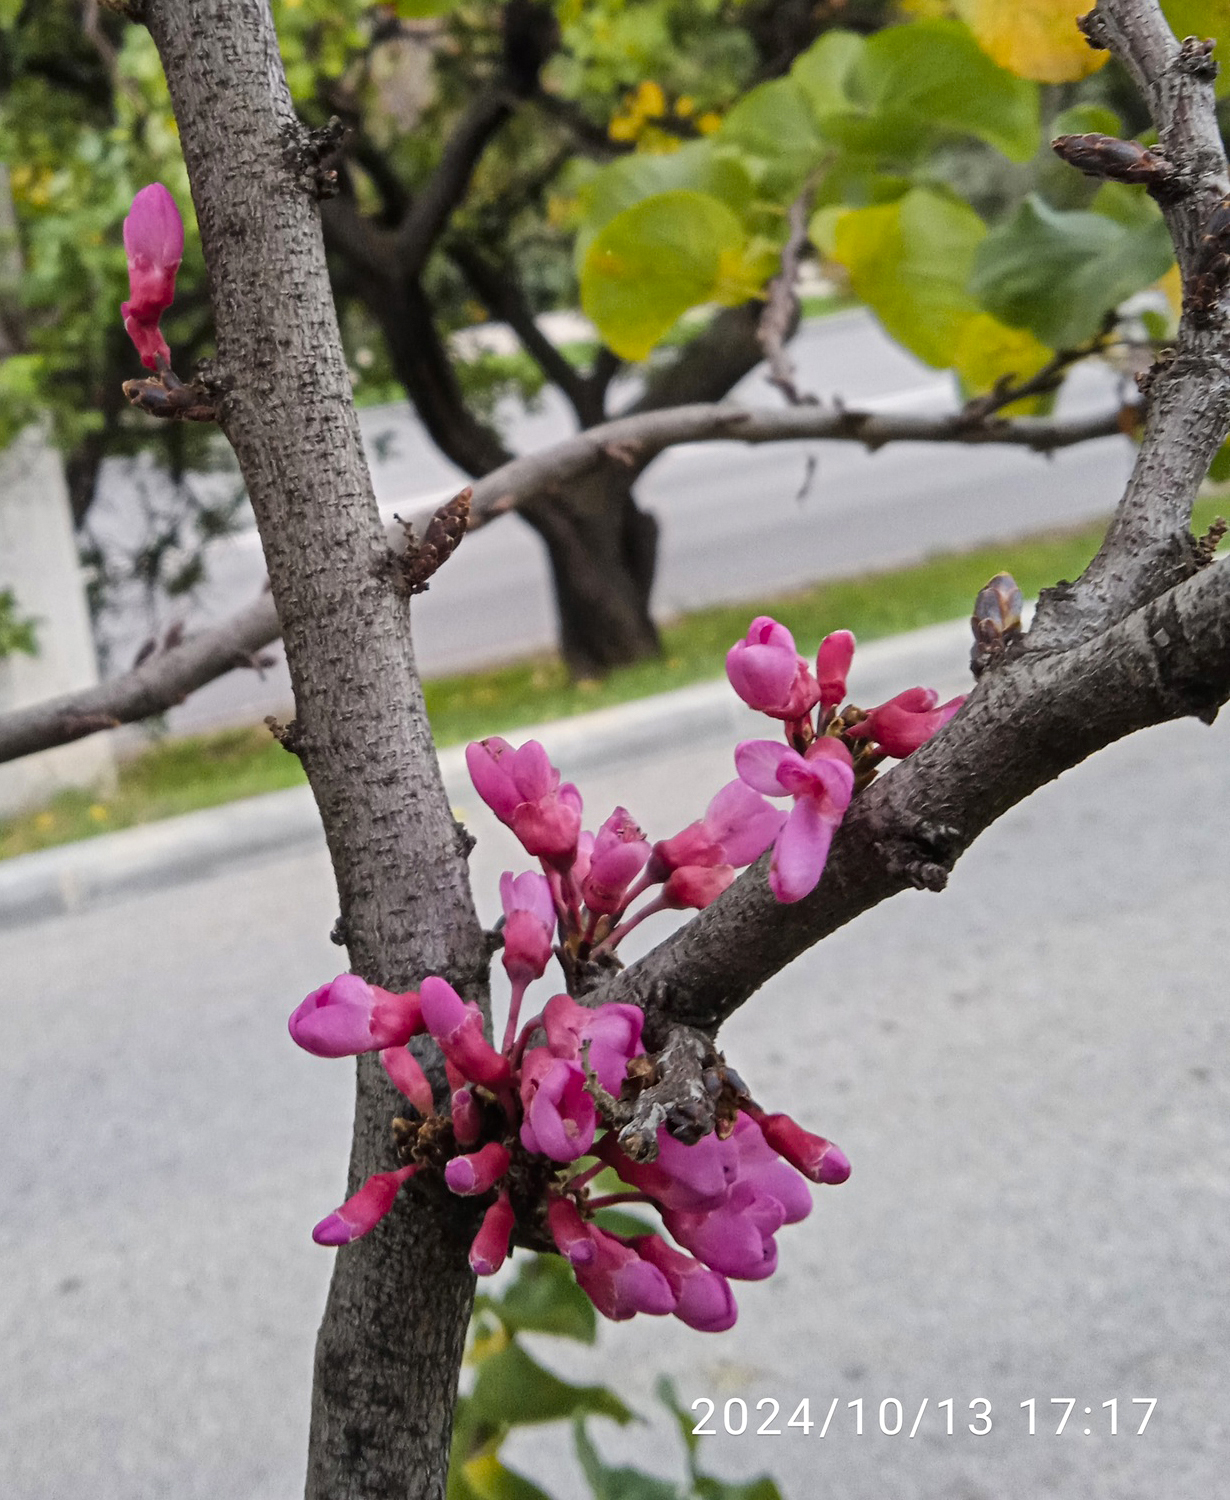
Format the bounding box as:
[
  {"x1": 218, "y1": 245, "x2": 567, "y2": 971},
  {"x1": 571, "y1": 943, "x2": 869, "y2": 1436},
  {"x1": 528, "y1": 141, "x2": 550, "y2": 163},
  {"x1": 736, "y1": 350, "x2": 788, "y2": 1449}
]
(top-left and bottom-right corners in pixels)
[
  {"x1": 519, "y1": 1049, "x2": 596, "y2": 1162},
  {"x1": 816, "y1": 630, "x2": 855, "y2": 709},
  {"x1": 753, "y1": 1112, "x2": 851, "y2": 1184},
  {"x1": 420, "y1": 977, "x2": 510, "y2": 1089},
  {"x1": 465, "y1": 738, "x2": 522, "y2": 822},
  {"x1": 573, "y1": 1227, "x2": 677, "y2": 1320},
  {"x1": 734, "y1": 738, "x2": 855, "y2": 904},
  {"x1": 470, "y1": 1191, "x2": 515, "y2": 1275},
  {"x1": 289, "y1": 974, "x2": 423, "y2": 1058},
  {"x1": 581, "y1": 808, "x2": 650, "y2": 915},
  {"x1": 661, "y1": 863, "x2": 735, "y2": 910},
  {"x1": 631, "y1": 1235, "x2": 738, "y2": 1332},
  {"x1": 445, "y1": 1140, "x2": 511, "y2": 1197},
  {"x1": 121, "y1": 184, "x2": 184, "y2": 371},
  {"x1": 845, "y1": 688, "x2": 966, "y2": 759},
  {"x1": 547, "y1": 1196, "x2": 596, "y2": 1266},
  {"x1": 451, "y1": 1087, "x2": 483, "y2": 1147},
  {"x1": 649, "y1": 781, "x2": 784, "y2": 881},
  {"x1": 379, "y1": 1046, "x2": 435, "y2": 1116},
  {"x1": 510, "y1": 782, "x2": 582, "y2": 866},
  {"x1": 312, "y1": 1165, "x2": 418, "y2": 1246},
  {"x1": 726, "y1": 616, "x2": 821, "y2": 720},
  {"x1": 466, "y1": 739, "x2": 582, "y2": 866},
  {"x1": 499, "y1": 871, "x2": 555, "y2": 985},
  {"x1": 600, "y1": 1128, "x2": 729, "y2": 1212}
]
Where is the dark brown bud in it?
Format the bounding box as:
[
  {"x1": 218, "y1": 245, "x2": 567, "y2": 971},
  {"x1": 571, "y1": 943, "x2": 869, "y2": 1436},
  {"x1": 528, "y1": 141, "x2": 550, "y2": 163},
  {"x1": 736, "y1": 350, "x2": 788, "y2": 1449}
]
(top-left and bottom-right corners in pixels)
[
  {"x1": 1052, "y1": 133, "x2": 1174, "y2": 187},
  {"x1": 396, "y1": 486, "x2": 473, "y2": 594}
]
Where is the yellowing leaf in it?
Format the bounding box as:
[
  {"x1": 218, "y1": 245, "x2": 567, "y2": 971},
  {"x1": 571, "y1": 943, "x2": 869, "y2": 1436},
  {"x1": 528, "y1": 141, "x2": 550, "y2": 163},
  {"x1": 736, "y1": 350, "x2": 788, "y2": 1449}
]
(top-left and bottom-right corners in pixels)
[
  {"x1": 958, "y1": 0, "x2": 1109, "y2": 82},
  {"x1": 951, "y1": 313, "x2": 1053, "y2": 409},
  {"x1": 1157, "y1": 261, "x2": 1183, "y2": 321}
]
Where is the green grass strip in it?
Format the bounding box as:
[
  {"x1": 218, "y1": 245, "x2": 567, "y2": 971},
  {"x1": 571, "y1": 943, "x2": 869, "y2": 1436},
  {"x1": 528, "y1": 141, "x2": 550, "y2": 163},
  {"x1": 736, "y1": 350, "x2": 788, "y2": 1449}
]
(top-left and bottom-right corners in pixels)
[{"x1": 3, "y1": 501, "x2": 1222, "y2": 861}]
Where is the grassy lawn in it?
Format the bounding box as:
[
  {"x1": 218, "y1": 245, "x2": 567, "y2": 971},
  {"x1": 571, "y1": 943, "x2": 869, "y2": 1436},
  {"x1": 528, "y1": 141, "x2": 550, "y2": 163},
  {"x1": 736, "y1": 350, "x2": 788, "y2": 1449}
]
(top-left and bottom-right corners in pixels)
[{"x1": 3, "y1": 500, "x2": 1223, "y2": 861}]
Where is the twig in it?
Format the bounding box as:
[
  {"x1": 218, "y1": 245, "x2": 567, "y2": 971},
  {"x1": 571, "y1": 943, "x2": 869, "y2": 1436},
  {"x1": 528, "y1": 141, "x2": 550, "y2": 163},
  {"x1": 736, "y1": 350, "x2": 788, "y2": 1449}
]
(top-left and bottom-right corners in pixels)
[{"x1": 757, "y1": 177, "x2": 820, "y2": 406}]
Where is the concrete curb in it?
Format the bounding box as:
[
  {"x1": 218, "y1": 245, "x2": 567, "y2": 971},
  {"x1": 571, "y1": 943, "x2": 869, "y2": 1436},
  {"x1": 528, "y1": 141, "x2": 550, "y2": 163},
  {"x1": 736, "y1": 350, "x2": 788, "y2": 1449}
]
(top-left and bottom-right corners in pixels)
[{"x1": 0, "y1": 617, "x2": 972, "y2": 928}]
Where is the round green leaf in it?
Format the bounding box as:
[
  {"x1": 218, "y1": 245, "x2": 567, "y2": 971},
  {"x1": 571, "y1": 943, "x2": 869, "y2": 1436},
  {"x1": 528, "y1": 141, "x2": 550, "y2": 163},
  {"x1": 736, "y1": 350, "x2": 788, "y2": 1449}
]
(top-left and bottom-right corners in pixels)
[{"x1": 581, "y1": 190, "x2": 748, "y2": 361}]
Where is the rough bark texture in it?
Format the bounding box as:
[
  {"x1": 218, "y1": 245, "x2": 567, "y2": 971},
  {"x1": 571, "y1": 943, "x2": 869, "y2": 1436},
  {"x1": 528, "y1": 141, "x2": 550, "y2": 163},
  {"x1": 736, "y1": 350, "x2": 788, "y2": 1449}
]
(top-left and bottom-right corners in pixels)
[{"x1": 141, "y1": 4, "x2": 486, "y2": 1497}]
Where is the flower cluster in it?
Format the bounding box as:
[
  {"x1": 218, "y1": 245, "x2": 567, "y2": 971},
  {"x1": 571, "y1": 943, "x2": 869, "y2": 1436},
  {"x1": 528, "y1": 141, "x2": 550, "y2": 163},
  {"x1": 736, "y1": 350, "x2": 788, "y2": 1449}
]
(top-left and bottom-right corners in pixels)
[
  {"x1": 727, "y1": 619, "x2": 965, "y2": 902},
  {"x1": 289, "y1": 731, "x2": 851, "y2": 1331},
  {"x1": 289, "y1": 616, "x2": 968, "y2": 1330}
]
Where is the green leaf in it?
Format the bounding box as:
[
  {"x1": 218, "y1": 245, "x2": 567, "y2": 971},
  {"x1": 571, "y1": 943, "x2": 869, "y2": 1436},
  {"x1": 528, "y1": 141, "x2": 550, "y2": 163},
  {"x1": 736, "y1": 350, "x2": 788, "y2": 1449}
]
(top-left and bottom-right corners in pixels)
[
  {"x1": 481, "y1": 1254, "x2": 597, "y2": 1344},
  {"x1": 469, "y1": 1341, "x2": 635, "y2": 1430},
  {"x1": 461, "y1": 1454, "x2": 557, "y2": 1500},
  {"x1": 654, "y1": 1377, "x2": 700, "y2": 1464},
  {"x1": 574, "y1": 143, "x2": 755, "y2": 267},
  {"x1": 829, "y1": 188, "x2": 987, "y2": 367},
  {"x1": 591, "y1": 1207, "x2": 656, "y2": 1238},
  {"x1": 1162, "y1": 2, "x2": 1230, "y2": 96},
  {"x1": 716, "y1": 78, "x2": 825, "y2": 196},
  {"x1": 793, "y1": 21, "x2": 1039, "y2": 163},
  {"x1": 1050, "y1": 103, "x2": 1123, "y2": 139},
  {"x1": 1207, "y1": 436, "x2": 1230, "y2": 482},
  {"x1": 692, "y1": 1479, "x2": 783, "y2": 1500},
  {"x1": 969, "y1": 192, "x2": 1175, "y2": 347},
  {"x1": 581, "y1": 191, "x2": 750, "y2": 360},
  {"x1": 573, "y1": 1420, "x2": 683, "y2": 1500}
]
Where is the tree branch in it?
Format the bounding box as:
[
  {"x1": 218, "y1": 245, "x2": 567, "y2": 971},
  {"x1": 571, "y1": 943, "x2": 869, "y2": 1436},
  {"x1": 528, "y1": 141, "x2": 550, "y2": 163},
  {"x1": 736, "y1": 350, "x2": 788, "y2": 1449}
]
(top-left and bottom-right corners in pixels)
[
  {"x1": 1030, "y1": 0, "x2": 1230, "y2": 648},
  {"x1": 597, "y1": 554, "x2": 1230, "y2": 1037},
  {"x1": 0, "y1": 396, "x2": 1127, "y2": 766}
]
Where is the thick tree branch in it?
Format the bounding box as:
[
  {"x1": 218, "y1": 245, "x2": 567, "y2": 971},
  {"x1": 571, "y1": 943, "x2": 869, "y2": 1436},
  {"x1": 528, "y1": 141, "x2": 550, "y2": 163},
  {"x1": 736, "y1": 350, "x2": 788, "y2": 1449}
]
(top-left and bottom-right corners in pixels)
[
  {"x1": 1030, "y1": 0, "x2": 1230, "y2": 648},
  {"x1": 0, "y1": 397, "x2": 1127, "y2": 766},
  {"x1": 599, "y1": 555, "x2": 1230, "y2": 1038},
  {"x1": 139, "y1": 4, "x2": 487, "y2": 1497}
]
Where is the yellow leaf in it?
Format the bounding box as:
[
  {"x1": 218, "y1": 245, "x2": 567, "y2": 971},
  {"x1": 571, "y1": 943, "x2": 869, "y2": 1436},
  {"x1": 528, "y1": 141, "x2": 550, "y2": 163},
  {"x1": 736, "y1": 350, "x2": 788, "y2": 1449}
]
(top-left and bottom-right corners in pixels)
[
  {"x1": 951, "y1": 313, "x2": 1053, "y2": 410},
  {"x1": 897, "y1": 0, "x2": 955, "y2": 15},
  {"x1": 958, "y1": 0, "x2": 1109, "y2": 82},
  {"x1": 1157, "y1": 262, "x2": 1183, "y2": 322}
]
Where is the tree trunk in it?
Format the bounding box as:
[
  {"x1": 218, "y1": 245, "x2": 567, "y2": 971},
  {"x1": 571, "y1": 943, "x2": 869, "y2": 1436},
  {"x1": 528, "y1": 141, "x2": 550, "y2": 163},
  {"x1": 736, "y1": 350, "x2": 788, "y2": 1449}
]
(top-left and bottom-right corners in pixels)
[
  {"x1": 522, "y1": 464, "x2": 661, "y2": 677},
  {"x1": 143, "y1": 4, "x2": 487, "y2": 1498}
]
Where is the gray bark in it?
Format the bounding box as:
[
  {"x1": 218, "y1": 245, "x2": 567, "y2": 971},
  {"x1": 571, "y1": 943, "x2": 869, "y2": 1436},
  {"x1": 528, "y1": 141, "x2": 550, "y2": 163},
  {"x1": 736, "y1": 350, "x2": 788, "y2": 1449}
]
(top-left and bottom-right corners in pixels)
[{"x1": 141, "y1": 3, "x2": 486, "y2": 1497}]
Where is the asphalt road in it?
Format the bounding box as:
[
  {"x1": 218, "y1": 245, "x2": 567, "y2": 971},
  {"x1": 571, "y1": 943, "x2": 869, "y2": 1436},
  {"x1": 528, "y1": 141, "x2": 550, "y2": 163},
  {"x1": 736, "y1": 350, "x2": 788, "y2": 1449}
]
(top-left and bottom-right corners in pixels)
[
  {"x1": 87, "y1": 311, "x2": 1135, "y2": 737},
  {"x1": 2, "y1": 630, "x2": 1226, "y2": 1500}
]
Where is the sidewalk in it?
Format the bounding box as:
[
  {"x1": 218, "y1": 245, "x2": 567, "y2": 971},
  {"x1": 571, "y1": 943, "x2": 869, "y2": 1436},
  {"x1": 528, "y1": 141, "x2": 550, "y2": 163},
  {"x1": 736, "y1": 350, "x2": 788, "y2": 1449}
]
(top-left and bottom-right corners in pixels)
[{"x1": 0, "y1": 618, "x2": 972, "y2": 927}]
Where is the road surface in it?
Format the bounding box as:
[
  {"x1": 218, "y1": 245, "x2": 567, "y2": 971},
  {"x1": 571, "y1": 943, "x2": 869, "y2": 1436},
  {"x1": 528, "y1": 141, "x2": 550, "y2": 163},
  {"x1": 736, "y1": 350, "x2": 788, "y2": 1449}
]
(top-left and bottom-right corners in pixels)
[
  {"x1": 86, "y1": 311, "x2": 1135, "y2": 736},
  {"x1": 1, "y1": 642, "x2": 1226, "y2": 1500}
]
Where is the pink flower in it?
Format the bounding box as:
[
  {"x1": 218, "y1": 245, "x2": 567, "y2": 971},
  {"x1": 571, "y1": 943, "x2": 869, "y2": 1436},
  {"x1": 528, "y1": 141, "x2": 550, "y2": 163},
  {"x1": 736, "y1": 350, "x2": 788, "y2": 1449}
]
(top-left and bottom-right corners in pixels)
[
  {"x1": 816, "y1": 630, "x2": 855, "y2": 710},
  {"x1": 573, "y1": 1227, "x2": 677, "y2": 1320},
  {"x1": 600, "y1": 1128, "x2": 730, "y2": 1212},
  {"x1": 312, "y1": 1165, "x2": 418, "y2": 1246},
  {"x1": 547, "y1": 1196, "x2": 597, "y2": 1266},
  {"x1": 379, "y1": 1046, "x2": 434, "y2": 1116},
  {"x1": 846, "y1": 687, "x2": 965, "y2": 759},
  {"x1": 663, "y1": 1181, "x2": 782, "y2": 1280},
  {"x1": 661, "y1": 864, "x2": 735, "y2": 910},
  {"x1": 465, "y1": 738, "x2": 582, "y2": 865},
  {"x1": 121, "y1": 184, "x2": 184, "y2": 371},
  {"x1": 734, "y1": 737, "x2": 855, "y2": 903},
  {"x1": 632, "y1": 1235, "x2": 738, "y2": 1332},
  {"x1": 519, "y1": 1049, "x2": 596, "y2": 1161},
  {"x1": 470, "y1": 1191, "x2": 515, "y2": 1275},
  {"x1": 499, "y1": 871, "x2": 555, "y2": 985},
  {"x1": 651, "y1": 779, "x2": 785, "y2": 875},
  {"x1": 754, "y1": 1112, "x2": 850, "y2": 1184},
  {"x1": 451, "y1": 1087, "x2": 483, "y2": 1147},
  {"x1": 542, "y1": 993, "x2": 644, "y2": 1095},
  {"x1": 726, "y1": 617, "x2": 821, "y2": 719},
  {"x1": 581, "y1": 808, "x2": 650, "y2": 916},
  {"x1": 419, "y1": 976, "x2": 510, "y2": 1089},
  {"x1": 289, "y1": 974, "x2": 423, "y2": 1058},
  {"x1": 445, "y1": 1141, "x2": 511, "y2": 1197}
]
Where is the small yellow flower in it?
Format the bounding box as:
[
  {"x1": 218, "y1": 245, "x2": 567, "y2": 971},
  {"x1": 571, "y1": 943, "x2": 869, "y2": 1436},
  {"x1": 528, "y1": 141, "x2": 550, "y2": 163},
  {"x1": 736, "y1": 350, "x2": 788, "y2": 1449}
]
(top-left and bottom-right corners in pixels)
[
  {"x1": 88, "y1": 804, "x2": 110, "y2": 823},
  {"x1": 674, "y1": 95, "x2": 696, "y2": 118},
  {"x1": 34, "y1": 812, "x2": 55, "y2": 832},
  {"x1": 697, "y1": 111, "x2": 723, "y2": 136}
]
